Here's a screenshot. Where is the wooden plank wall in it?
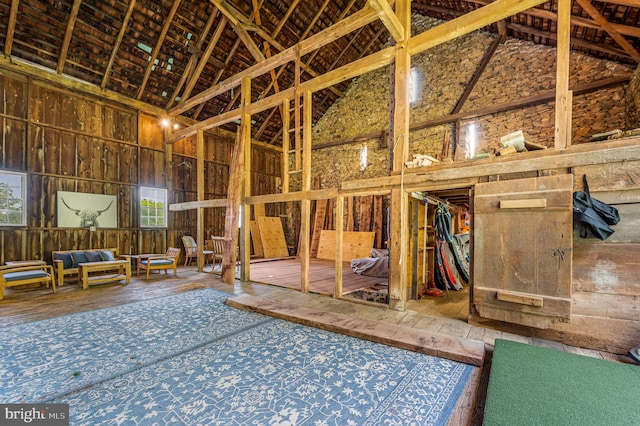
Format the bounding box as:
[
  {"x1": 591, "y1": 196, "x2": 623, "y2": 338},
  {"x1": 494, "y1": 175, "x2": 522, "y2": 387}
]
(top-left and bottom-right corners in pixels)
[
  {"x1": 0, "y1": 72, "x2": 281, "y2": 264},
  {"x1": 567, "y1": 161, "x2": 640, "y2": 353}
]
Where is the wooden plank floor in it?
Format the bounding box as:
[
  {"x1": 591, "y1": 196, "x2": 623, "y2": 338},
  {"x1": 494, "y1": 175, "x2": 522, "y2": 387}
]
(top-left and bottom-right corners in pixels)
[
  {"x1": 226, "y1": 293, "x2": 486, "y2": 366},
  {"x1": 209, "y1": 257, "x2": 388, "y2": 296}
]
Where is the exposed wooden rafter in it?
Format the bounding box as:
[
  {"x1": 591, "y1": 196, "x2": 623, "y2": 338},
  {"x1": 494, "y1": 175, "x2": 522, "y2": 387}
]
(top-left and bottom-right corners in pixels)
[
  {"x1": 193, "y1": 37, "x2": 242, "y2": 119},
  {"x1": 166, "y1": 10, "x2": 219, "y2": 108},
  {"x1": 409, "y1": 0, "x2": 548, "y2": 55},
  {"x1": 56, "y1": 0, "x2": 82, "y2": 74},
  {"x1": 452, "y1": 34, "x2": 504, "y2": 115},
  {"x1": 101, "y1": 0, "x2": 136, "y2": 89},
  {"x1": 180, "y1": 16, "x2": 228, "y2": 103},
  {"x1": 257, "y1": 0, "x2": 354, "y2": 140},
  {"x1": 169, "y1": 4, "x2": 380, "y2": 118},
  {"x1": 575, "y1": 0, "x2": 640, "y2": 62},
  {"x1": 135, "y1": 0, "x2": 181, "y2": 100},
  {"x1": 211, "y1": 0, "x2": 343, "y2": 98},
  {"x1": 465, "y1": 0, "x2": 640, "y2": 38},
  {"x1": 4, "y1": 0, "x2": 19, "y2": 58},
  {"x1": 508, "y1": 22, "x2": 631, "y2": 59},
  {"x1": 214, "y1": 1, "x2": 265, "y2": 62},
  {"x1": 368, "y1": 0, "x2": 405, "y2": 43}
]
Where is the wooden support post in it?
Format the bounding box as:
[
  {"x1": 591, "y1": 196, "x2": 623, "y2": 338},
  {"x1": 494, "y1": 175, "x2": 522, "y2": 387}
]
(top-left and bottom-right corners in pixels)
[
  {"x1": 196, "y1": 130, "x2": 205, "y2": 272},
  {"x1": 554, "y1": 0, "x2": 571, "y2": 149},
  {"x1": 388, "y1": 0, "x2": 410, "y2": 310},
  {"x1": 334, "y1": 194, "x2": 344, "y2": 299},
  {"x1": 294, "y1": 45, "x2": 301, "y2": 171},
  {"x1": 299, "y1": 90, "x2": 313, "y2": 293},
  {"x1": 240, "y1": 78, "x2": 252, "y2": 281},
  {"x1": 389, "y1": 187, "x2": 407, "y2": 311},
  {"x1": 222, "y1": 76, "x2": 251, "y2": 284},
  {"x1": 164, "y1": 130, "x2": 172, "y2": 255},
  {"x1": 282, "y1": 97, "x2": 290, "y2": 193}
]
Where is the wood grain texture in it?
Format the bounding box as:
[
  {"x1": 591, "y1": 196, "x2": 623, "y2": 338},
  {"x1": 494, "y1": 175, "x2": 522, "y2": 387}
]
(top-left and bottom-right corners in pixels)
[
  {"x1": 473, "y1": 175, "x2": 573, "y2": 328},
  {"x1": 226, "y1": 293, "x2": 486, "y2": 366},
  {"x1": 257, "y1": 216, "x2": 289, "y2": 258},
  {"x1": 317, "y1": 230, "x2": 374, "y2": 261}
]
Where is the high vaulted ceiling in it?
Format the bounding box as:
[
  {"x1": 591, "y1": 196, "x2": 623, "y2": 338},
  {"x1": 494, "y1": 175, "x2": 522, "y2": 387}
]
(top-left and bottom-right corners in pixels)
[{"x1": 1, "y1": 0, "x2": 638, "y2": 145}]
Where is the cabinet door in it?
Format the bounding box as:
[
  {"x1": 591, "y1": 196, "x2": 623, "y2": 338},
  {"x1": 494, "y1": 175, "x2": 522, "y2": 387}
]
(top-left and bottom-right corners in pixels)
[{"x1": 473, "y1": 174, "x2": 573, "y2": 328}]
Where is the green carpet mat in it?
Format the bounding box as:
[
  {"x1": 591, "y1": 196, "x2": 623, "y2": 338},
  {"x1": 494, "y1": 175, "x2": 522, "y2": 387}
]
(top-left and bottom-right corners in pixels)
[{"x1": 484, "y1": 339, "x2": 640, "y2": 426}]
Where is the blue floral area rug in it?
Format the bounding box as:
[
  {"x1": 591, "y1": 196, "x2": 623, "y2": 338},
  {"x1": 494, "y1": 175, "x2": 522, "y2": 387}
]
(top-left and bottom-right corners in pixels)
[
  {"x1": 1, "y1": 289, "x2": 473, "y2": 425},
  {"x1": 0, "y1": 289, "x2": 271, "y2": 403}
]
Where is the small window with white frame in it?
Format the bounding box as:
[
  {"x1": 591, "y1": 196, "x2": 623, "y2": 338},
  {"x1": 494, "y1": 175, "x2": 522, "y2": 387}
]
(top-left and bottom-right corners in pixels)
[
  {"x1": 140, "y1": 187, "x2": 167, "y2": 228},
  {"x1": 0, "y1": 170, "x2": 27, "y2": 227}
]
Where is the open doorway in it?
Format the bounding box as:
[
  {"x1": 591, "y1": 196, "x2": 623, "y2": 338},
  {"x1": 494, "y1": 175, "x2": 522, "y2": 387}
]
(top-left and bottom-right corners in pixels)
[{"x1": 408, "y1": 188, "x2": 472, "y2": 321}]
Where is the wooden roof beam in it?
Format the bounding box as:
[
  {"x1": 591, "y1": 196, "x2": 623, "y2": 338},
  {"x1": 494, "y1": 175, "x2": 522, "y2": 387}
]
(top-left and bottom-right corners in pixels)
[
  {"x1": 368, "y1": 0, "x2": 404, "y2": 43},
  {"x1": 168, "y1": 46, "x2": 395, "y2": 143},
  {"x1": 56, "y1": 0, "x2": 81, "y2": 74},
  {"x1": 135, "y1": 0, "x2": 181, "y2": 100},
  {"x1": 216, "y1": 6, "x2": 265, "y2": 62},
  {"x1": 101, "y1": 0, "x2": 136, "y2": 89},
  {"x1": 192, "y1": 37, "x2": 242, "y2": 119},
  {"x1": 252, "y1": 0, "x2": 284, "y2": 140},
  {"x1": 463, "y1": 0, "x2": 640, "y2": 38},
  {"x1": 508, "y1": 22, "x2": 632, "y2": 59},
  {"x1": 0, "y1": 56, "x2": 167, "y2": 117},
  {"x1": 451, "y1": 34, "x2": 503, "y2": 115},
  {"x1": 260, "y1": 0, "x2": 361, "y2": 141},
  {"x1": 592, "y1": 0, "x2": 640, "y2": 6},
  {"x1": 4, "y1": 0, "x2": 19, "y2": 58},
  {"x1": 181, "y1": 16, "x2": 228, "y2": 102},
  {"x1": 575, "y1": 0, "x2": 640, "y2": 62},
  {"x1": 169, "y1": 4, "x2": 379, "y2": 117},
  {"x1": 255, "y1": 0, "x2": 338, "y2": 141},
  {"x1": 272, "y1": 0, "x2": 300, "y2": 39},
  {"x1": 409, "y1": 0, "x2": 548, "y2": 56},
  {"x1": 270, "y1": 22, "x2": 384, "y2": 144},
  {"x1": 211, "y1": 0, "x2": 342, "y2": 97},
  {"x1": 166, "y1": 9, "x2": 218, "y2": 108}
]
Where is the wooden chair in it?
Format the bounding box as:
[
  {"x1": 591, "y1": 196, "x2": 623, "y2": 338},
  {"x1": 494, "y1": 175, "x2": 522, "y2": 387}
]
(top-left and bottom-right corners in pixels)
[
  {"x1": 0, "y1": 262, "x2": 56, "y2": 300},
  {"x1": 211, "y1": 236, "x2": 240, "y2": 271},
  {"x1": 137, "y1": 248, "x2": 181, "y2": 280},
  {"x1": 210, "y1": 236, "x2": 225, "y2": 270},
  {"x1": 181, "y1": 235, "x2": 213, "y2": 266}
]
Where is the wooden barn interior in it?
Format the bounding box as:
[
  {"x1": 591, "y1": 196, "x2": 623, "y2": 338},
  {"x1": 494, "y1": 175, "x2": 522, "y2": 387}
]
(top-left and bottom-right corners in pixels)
[{"x1": 1, "y1": 0, "x2": 640, "y2": 423}]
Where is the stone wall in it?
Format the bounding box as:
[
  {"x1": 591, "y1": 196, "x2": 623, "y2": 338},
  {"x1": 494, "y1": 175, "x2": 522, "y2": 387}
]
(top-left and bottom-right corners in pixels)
[
  {"x1": 627, "y1": 66, "x2": 640, "y2": 129},
  {"x1": 305, "y1": 15, "x2": 633, "y2": 191}
]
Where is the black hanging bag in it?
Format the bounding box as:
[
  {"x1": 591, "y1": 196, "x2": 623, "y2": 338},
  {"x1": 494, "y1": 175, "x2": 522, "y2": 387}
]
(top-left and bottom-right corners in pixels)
[{"x1": 573, "y1": 175, "x2": 620, "y2": 240}]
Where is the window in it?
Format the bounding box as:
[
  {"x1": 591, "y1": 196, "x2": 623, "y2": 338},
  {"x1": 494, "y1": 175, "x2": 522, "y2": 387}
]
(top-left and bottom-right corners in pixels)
[
  {"x1": 360, "y1": 143, "x2": 368, "y2": 171},
  {"x1": 140, "y1": 187, "x2": 167, "y2": 228},
  {"x1": 410, "y1": 67, "x2": 420, "y2": 104},
  {"x1": 0, "y1": 171, "x2": 27, "y2": 226}
]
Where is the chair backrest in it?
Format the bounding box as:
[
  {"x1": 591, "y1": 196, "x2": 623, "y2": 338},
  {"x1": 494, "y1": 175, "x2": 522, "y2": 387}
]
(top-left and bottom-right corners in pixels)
[
  {"x1": 211, "y1": 236, "x2": 225, "y2": 257},
  {"x1": 181, "y1": 236, "x2": 197, "y2": 255},
  {"x1": 166, "y1": 247, "x2": 181, "y2": 260}
]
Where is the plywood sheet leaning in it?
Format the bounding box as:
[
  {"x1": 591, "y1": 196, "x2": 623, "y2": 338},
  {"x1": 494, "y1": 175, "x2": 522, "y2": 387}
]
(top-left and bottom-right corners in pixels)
[
  {"x1": 310, "y1": 199, "x2": 328, "y2": 258},
  {"x1": 250, "y1": 220, "x2": 264, "y2": 256},
  {"x1": 257, "y1": 216, "x2": 289, "y2": 258},
  {"x1": 317, "y1": 230, "x2": 375, "y2": 261},
  {"x1": 253, "y1": 203, "x2": 266, "y2": 219}
]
